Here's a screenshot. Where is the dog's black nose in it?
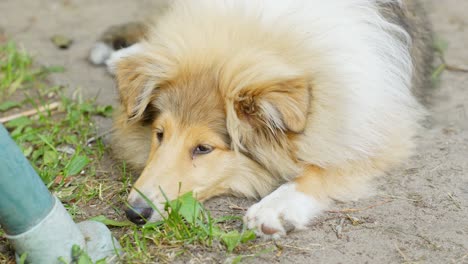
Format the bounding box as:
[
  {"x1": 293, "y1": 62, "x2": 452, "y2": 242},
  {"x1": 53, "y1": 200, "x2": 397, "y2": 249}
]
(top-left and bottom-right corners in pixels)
[{"x1": 125, "y1": 206, "x2": 153, "y2": 225}]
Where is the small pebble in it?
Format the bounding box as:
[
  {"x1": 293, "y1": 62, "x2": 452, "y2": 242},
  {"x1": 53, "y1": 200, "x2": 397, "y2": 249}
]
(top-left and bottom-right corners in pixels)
[{"x1": 51, "y1": 34, "x2": 73, "y2": 49}]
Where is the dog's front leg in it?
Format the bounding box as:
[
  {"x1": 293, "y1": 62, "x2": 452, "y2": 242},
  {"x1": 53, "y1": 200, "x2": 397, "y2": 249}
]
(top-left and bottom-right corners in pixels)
[{"x1": 244, "y1": 165, "x2": 328, "y2": 239}]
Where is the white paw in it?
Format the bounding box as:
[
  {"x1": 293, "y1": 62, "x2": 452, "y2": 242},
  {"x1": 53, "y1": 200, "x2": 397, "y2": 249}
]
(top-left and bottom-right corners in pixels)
[
  {"x1": 89, "y1": 42, "x2": 114, "y2": 65},
  {"x1": 244, "y1": 183, "x2": 324, "y2": 239}
]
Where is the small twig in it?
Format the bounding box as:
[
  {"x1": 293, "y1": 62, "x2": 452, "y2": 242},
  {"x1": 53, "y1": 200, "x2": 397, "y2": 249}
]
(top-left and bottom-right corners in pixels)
[
  {"x1": 437, "y1": 54, "x2": 468, "y2": 74},
  {"x1": 379, "y1": 194, "x2": 421, "y2": 202},
  {"x1": 275, "y1": 242, "x2": 283, "y2": 257},
  {"x1": 247, "y1": 241, "x2": 273, "y2": 250},
  {"x1": 445, "y1": 64, "x2": 468, "y2": 73},
  {"x1": 395, "y1": 243, "x2": 422, "y2": 264},
  {"x1": 387, "y1": 229, "x2": 441, "y2": 250},
  {"x1": 0, "y1": 101, "x2": 61, "y2": 123},
  {"x1": 228, "y1": 204, "x2": 247, "y2": 211},
  {"x1": 430, "y1": 163, "x2": 444, "y2": 172},
  {"x1": 333, "y1": 218, "x2": 345, "y2": 239},
  {"x1": 345, "y1": 214, "x2": 363, "y2": 226},
  {"x1": 206, "y1": 208, "x2": 239, "y2": 213},
  {"x1": 447, "y1": 193, "x2": 462, "y2": 210},
  {"x1": 280, "y1": 243, "x2": 321, "y2": 251},
  {"x1": 327, "y1": 199, "x2": 392, "y2": 214},
  {"x1": 395, "y1": 243, "x2": 410, "y2": 262},
  {"x1": 452, "y1": 253, "x2": 468, "y2": 264}
]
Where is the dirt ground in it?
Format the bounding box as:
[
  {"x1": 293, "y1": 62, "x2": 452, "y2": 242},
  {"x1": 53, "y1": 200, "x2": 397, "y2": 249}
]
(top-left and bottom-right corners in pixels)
[{"x1": 0, "y1": 0, "x2": 467, "y2": 263}]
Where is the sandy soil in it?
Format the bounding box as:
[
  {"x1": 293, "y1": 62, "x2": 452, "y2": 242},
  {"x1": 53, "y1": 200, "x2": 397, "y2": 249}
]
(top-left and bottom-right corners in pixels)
[{"x1": 0, "y1": 0, "x2": 467, "y2": 263}]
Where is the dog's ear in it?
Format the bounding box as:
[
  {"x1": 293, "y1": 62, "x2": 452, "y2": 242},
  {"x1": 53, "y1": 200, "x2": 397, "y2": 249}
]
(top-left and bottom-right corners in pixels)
[
  {"x1": 115, "y1": 55, "x2": 158, "y2": 122},
  {"x1": 233, "y1": 77, "x2": 310, "y2": 134}
]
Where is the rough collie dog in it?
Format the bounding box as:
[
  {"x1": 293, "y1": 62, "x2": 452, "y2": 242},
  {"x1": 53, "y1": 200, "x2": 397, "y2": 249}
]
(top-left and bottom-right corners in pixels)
[{"x1": 90, "y1": 0, "x2": 433, "y2": 238}]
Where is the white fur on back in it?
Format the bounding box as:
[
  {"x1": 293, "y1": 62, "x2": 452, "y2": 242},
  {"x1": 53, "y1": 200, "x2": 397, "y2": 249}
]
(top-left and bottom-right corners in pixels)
[
  {"x1": 153, "y1": 0, "x2": 422, "y2": 171},
  {"x1": 259, "y1": 0, "x2": 415, "y2": 168},
  {"x1": 136, "y1": 0, "x2": 423, "y2": 198}
]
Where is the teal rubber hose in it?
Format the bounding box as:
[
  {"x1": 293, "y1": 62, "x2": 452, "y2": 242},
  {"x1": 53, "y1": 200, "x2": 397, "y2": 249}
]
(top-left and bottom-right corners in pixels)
[
  {"x1": 0, "y1": 123, "x2": 120, "y2": 263},
  {"x1": 0, "y1": 124, "x2": 54, "y2": 235}
]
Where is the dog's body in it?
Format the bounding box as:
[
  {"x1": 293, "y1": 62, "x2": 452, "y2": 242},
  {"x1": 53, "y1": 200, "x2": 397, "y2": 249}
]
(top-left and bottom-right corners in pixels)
[{"x1": 92, "y1": 0, "x2": 433, "y2": 237}]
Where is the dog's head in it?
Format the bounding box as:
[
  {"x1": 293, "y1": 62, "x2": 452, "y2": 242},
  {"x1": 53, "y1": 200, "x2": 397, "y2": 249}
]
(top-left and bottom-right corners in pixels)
[{"x1": 113, "y1": 45, "x2": 310, "y2": 224}]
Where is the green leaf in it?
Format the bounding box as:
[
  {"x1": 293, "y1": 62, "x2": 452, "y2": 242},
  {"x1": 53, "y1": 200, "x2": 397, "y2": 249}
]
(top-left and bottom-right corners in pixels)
[
  {"x1": 90, "y1": 215, "x2": 133, "y2": 227},
  {"x1": 38, "y1": 134, "x2": 58, "y2": 153},
  {"x1": 96, "y1": 105, "x2": 113, "y2": 117},
  {"x1": 32, "y1": 149, "x2": 44, "y2": 161},
  {"x1": 57, "y1": 256, "x2": 68, "y2": 264},
  {"x1": 10, "y1": 125, "x2": 25, "y2": 138},
  {"x1": 95, "y1": 259, "x2": 108, "y2": 264},
  {"x1": 0, "y1": 100, "x2": 20, "y2": 111},
  {"x1": 168, "y1": 192, "x2": 202, "y2": 224},
  {"x1": 220, "y1": 229, "x2": 256, "y2": 252},
  {"x1": 71, "y1": 244, "x2": 81, "y2": 259},
  {"x1": 80, "y1": 102, "x2": 95, "y2": 114},
  {"x1": 43, "y1": 150, "x2": 58, "y2": 165},
  {"x1": 71, "y1": 244, "x2": 94, "y2": 264},
  {"x1": 433, "y1": 36, "x2": 449, "y2": 55},
  {"x1": 18, "y1": 253, "x2": 28, "y2": 264},
  {"x1": 221, "y1": 231, "x2": 243, "y2": 252},
  {"x1": 4, "y1": 116, "x2": 32, "y2": 128},
  {"x1": 22, "y1": 146, "x2": 33, "y2": 158},
  {"x1": 65, "y1": 155, "x2": 89, "y2": 176},
  {"x1": 240, "y1": 230, "x2": 256, "y2": 243},
  {"x1": 77, "y1": 253, "x2": 94, "y2": 264},
  {"x1": 64, "y1": 134, "x2": 79, "y2": 145},
  {"x1": 231, "y1": 255, "x2": 244, "y2": 264}
]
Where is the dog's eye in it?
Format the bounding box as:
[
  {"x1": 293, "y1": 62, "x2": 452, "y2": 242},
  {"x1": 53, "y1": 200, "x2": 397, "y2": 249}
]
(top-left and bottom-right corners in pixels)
[
  {"x1": 193, "y1": 145, "x2": 213, "y2": 156},
  {"x1": 156, "y1": 131, "x2": 164, "y2": 142}
]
